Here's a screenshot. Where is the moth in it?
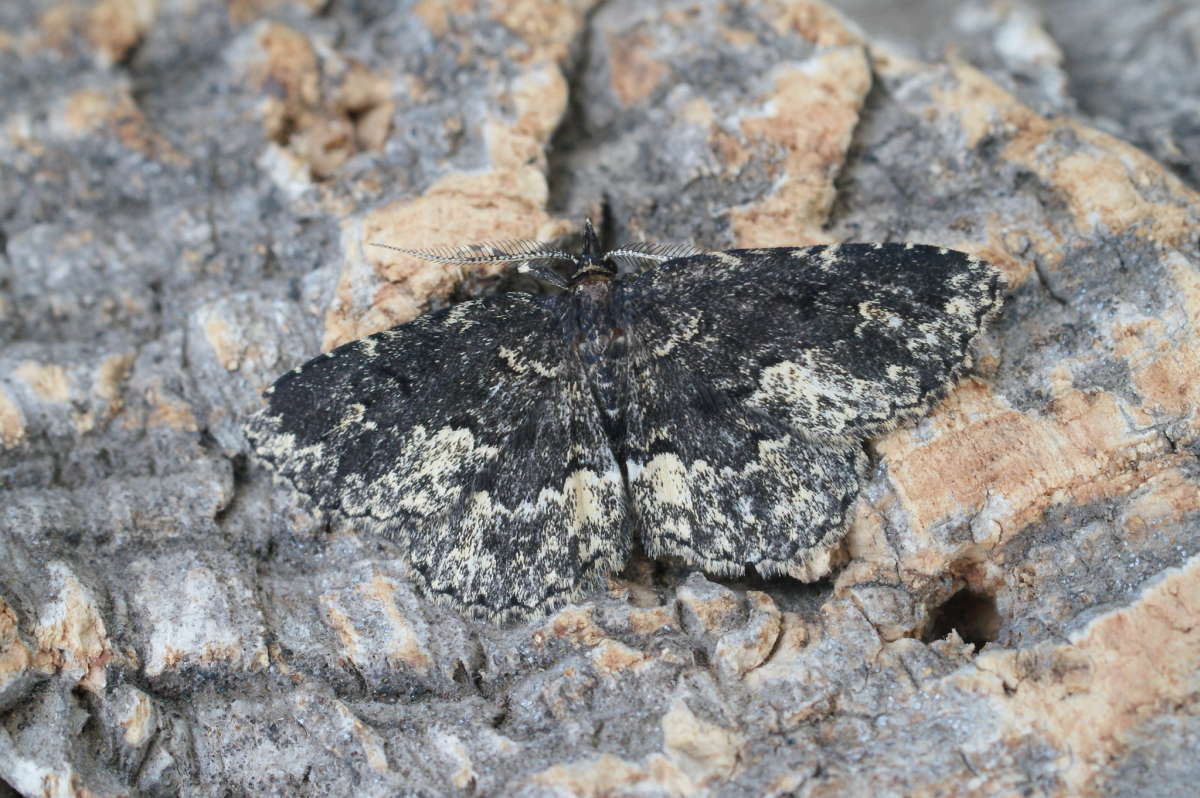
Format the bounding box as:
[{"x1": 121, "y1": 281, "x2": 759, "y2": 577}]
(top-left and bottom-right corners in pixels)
[{"x1": 245, "y1": 221, "x2": 1005, "y2": 622}]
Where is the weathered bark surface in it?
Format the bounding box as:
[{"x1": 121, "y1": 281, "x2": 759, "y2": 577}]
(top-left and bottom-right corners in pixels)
[{"x1": 1, "y1": 1, "x2": 1198, "y2": 796}]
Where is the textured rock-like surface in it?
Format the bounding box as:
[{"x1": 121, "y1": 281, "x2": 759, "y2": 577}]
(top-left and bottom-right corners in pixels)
[{"x1": 1, "y1": 0, "x2": 1197, "y2": 796}]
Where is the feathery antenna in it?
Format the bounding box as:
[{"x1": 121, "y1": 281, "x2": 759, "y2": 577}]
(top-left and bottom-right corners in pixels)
[{"x1": 369, "y1": 239, "x2": 577, "y2": 266}]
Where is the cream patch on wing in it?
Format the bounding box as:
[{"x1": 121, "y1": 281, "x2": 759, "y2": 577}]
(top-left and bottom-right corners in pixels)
[
  {"x1": 749, "y1": 351, "x2": 918, "y2": 434},
  {"x1": 435, "y1": 463, "x2": 627, "y2": 599},
  {"x1": 498, "y1": 344, "x2": 562, "y2": 378},
  {"x1": 652, "y1": 311, "x2": 702, "y2": 357},
  {"x1": 629, "y1": 435, "x2": 856, "y2": 567},
  {"x1": 815, "y1": 245, "x2": 843, "y2": 271}
]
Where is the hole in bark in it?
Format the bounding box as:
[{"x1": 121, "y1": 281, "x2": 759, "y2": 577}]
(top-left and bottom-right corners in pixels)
[{"x1": 925, "y1": 588, "x2": 1000, "y2": 649}]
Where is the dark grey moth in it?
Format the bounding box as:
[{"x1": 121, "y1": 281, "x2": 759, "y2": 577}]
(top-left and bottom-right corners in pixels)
[{"x1": 245, "y1": 221, "x2": 1005, "y2": 622}]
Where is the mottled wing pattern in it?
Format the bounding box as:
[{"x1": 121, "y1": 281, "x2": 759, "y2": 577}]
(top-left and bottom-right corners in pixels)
[
  {"x1": 620, "y1": 391, "x2": 867, "y2": 578},
  {"x1": 614, "y1": 244, "x2": 1004, "y2": 575},
  {"x1": 244, "y1": 294, "x2": 630, "y2": 622}
]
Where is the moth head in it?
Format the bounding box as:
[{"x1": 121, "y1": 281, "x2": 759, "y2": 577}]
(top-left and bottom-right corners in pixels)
[
  {"x1": 566, "y1": 220, "x2": 705, "y2": 284},
  {"x1": 565, "y1": 219, "x2": 618, "y2": 286}
]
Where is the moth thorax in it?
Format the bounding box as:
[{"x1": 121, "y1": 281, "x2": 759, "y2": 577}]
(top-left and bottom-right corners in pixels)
[{"x1": 573, "y1": 277, "x2": 613, "y2": 304}]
